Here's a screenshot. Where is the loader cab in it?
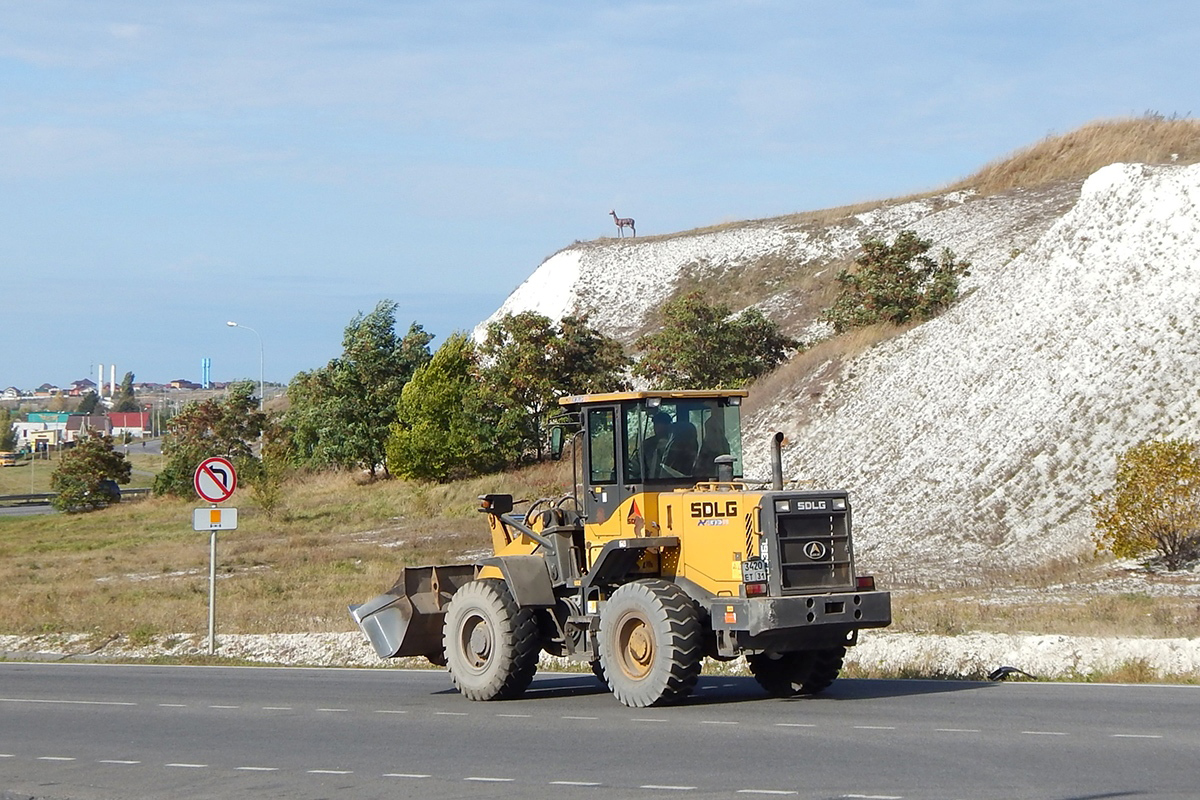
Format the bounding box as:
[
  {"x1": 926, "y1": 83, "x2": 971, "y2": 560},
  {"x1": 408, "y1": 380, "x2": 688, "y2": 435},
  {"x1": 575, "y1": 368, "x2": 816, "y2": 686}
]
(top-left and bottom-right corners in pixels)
[{"x1": 558, "y1": 390, "x2": 746, "y2": 530}]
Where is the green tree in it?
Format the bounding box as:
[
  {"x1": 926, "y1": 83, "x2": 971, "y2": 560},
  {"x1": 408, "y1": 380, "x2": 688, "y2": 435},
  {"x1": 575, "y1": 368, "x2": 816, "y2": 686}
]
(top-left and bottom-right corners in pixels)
[
  {"x1": 823, "y1": 230, "x2": 971, "y2": 333},
  {"x1": 283, "y1": 301, "x2": 433, "y2": 477},
  {"x1": 1092, "y1": 437, "x2": 1200, "y2": 570},
  {"x1": 480, "y1": 311, "x2": 630, "y2": 459},
  {"x1": 633, "y1": 291, "x2": 797, "y2": 389},
  {"x1": 153, "y1": 382, "x2": 265, "y2": 497},
  {"x1": 112, "y1": 371, "x2": 140, "y2": 412},
  {"x1": 386, "y1": 333, "x2": 521, "y2": 482},
  {"x1": 0, "y1": 408, "x2": 17, "y2": 451},
  {"x1": 50, "y1": 432, "x2": 132, "y2": 512},
  {"x1": 76, "y1": 391, "x2": 100, "y2": 415}
]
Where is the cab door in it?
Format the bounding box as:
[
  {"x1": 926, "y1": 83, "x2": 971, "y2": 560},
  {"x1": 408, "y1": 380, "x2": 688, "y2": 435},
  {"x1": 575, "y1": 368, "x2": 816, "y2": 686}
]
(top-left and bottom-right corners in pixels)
[{"x1": 582, "y1": 405, "x2": 629, "y2": 530}]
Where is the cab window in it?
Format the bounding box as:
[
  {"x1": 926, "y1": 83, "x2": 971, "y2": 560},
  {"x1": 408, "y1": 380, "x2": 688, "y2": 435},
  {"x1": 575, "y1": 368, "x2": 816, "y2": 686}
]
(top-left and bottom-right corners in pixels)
[
  {"x1": 587, "y1": 408, "x2": 616, "y2": 485},
  {"x1": 623, "y1": 399, "x2": 743, "y2": 483}
]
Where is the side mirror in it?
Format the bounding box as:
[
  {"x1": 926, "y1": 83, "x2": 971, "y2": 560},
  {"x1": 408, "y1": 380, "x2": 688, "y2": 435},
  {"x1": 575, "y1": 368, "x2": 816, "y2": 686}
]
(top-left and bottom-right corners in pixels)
[{"x1": 478, "y1": 494, "x2": 514, "y2": 515}]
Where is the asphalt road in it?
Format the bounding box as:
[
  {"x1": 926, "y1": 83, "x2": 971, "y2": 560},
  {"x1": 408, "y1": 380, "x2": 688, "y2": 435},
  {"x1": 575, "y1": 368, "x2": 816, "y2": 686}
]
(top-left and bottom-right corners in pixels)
[
  {"x1": 2, "y1": 662, "x2": 1197, "y2": 800},
  {"x1": 0, "y1": 504, "x2": 53, "y2": 517}
]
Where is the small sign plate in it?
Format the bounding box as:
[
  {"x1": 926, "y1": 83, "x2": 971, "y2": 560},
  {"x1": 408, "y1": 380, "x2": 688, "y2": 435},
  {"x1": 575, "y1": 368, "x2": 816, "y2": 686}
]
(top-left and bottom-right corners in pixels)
[
  {"x1": 193, "y1": 507, "x2": 238, "y2": 531},
  {"x1": 741, "y1": 557, "x2": 769, "y2": 583}
]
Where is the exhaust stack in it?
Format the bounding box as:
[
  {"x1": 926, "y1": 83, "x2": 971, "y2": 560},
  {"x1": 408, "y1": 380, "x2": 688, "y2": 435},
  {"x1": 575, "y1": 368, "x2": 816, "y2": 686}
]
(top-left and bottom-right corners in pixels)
[{"x1": 770, "y1": 431, "x2": 785, "y2": 490}]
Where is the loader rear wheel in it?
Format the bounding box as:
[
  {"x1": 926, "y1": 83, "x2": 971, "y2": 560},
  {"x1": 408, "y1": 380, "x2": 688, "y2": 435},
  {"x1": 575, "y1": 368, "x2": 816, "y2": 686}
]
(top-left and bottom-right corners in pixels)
[
  {"x1": 748, "y1": 646, "x2": 846, "y2": 697},
  {"x1": 598, "y1": 580, "x2": 703, "y2": 707},
  {"x1": 443, "y1": 579, "x2": 539, "y2": 701}
]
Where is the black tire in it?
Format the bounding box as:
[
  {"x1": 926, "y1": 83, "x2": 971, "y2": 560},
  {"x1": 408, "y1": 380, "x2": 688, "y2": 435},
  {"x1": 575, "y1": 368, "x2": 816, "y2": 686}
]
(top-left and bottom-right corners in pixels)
[
  {"x1": 748, "y1": 646, "x2": 846, "y2": 697},
  {"x1": 442, "y1": 579, "x2": 540, "y2": 701},
  {"x1": 597, "y1": 580, "x2": 703, "y2": 707}
]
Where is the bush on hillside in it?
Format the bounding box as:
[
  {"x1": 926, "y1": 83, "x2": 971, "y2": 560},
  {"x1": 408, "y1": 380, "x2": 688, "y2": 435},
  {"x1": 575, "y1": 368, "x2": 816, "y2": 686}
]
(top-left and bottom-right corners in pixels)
[
  {"x1": 633, "y1": 291, "x2": 797, "y2": 389},
  {"x1": 822, "y1": 230, "x2": 970, "y2": 333},
  {"x1": 1092, "y1": 437, "x2": 1200, "y2": 570}
]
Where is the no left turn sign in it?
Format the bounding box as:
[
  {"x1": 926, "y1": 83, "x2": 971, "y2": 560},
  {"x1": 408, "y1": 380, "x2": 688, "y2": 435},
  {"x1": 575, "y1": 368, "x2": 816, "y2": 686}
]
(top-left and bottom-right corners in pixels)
[{"x1": 194, "y1": 457, "x2": 237, "y2": 503}]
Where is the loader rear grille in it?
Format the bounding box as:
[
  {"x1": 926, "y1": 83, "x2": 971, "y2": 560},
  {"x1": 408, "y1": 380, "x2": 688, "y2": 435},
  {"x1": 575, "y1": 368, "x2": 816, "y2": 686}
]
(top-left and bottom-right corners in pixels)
[{"x1": 775, "y1": 512, "x2": 851, "y2": 592}]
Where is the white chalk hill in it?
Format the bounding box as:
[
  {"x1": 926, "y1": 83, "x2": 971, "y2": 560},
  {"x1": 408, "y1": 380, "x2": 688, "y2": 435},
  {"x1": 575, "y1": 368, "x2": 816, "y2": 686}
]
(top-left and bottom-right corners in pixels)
[{"x1": 482, "y1": 163, "x2": 1200, "y2": 578}]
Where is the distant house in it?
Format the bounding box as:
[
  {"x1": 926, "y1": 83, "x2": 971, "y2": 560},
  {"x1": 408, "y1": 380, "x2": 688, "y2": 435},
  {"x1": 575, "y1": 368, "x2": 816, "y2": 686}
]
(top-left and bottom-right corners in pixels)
[
  {"x1": 2, "y1": 387, "x2": 19, "y2": 400},
  {"x1": 109, "y1": 411, "x2": 151, "y2": 439},
  {"x1": 15, "y1": 412, "x2": 70, "y2": 447},
  {"x1": 69, "y1": 378, "x2": 97, "y2": 397},
  {"x1": 169, "y1": 379, "x2": 203, "y2": 390},
  {"x1": 65, "y1": 414, "x2": 112, "y2": 443}
]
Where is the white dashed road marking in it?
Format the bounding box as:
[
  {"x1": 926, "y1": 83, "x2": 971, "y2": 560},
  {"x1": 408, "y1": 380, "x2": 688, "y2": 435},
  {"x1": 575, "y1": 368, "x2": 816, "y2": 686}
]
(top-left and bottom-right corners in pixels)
[
  {"x1": 37, "y1": 756, "x2": 76, "y2": 761},
  {"x1": 853, "y1": 726, "x2": 897, "y2": 730},
  {"x1": 236, "y1": 766, "x2": 280, "y2": 771},
  {"x1": 308, "y1": 769, "x2": 352, "y2": 775},
  {"x1": 209, "y1": 705, "x2": 240, "y2": 709},
  {"x1": 640, "y1": 785, "x2": 696, "y2": 791},
  {"x1": 2, "y1": 698, "x2": 136, "y2": 707},
  {"x1": 935, "y1": 728, "x2": 980, "y2": 733},
  {"x1": 374, "y1": 709, "x2": 407, "y2": 714},
  {"x1": 1022, "y1": 731, "x2": 1067, "y2": 736},
  {"x1": 552, "y1": 780, "x2": 602, "y2": 786},
  {"x1": 737, "y1": 790, "x2": 798, "y2": 795},
  {"x1": 1112, "y1": 733, "x2": 1163, "y2": 739},
  {"x1": 262, "y1": 706, "x2": 293, "y2": 711},
  {"x1": 384, "y1": 772, "x2": 431, "y2": 779},
  {"x1": 165, "y1": 763, "x2": 208, "y2": 768},
  {"x1": 97, "y1": 760, "x2": 140, "y2": 765},
  {"x1": 466, "y1": 776, "x2": 514, "y2": 782},
  {"x1": 316, "y1": 707, "x2": 348, "y2": 712},
  {"x1": 775, "y1": 723, "x2": 815, "y2": 728}
]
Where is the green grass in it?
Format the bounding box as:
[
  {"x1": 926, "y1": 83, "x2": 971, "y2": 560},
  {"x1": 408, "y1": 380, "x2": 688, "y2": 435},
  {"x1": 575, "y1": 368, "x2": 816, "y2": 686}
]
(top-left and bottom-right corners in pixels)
[{"x1": 0, "y1": 449, "x2": 162, "y2": 495}]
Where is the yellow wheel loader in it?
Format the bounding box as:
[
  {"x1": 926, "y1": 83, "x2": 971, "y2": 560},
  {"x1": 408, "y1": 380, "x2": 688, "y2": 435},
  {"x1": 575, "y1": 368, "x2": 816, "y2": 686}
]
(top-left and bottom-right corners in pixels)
[{"x1": 351, "y1": 390, "x2": 891, "y2": 707}]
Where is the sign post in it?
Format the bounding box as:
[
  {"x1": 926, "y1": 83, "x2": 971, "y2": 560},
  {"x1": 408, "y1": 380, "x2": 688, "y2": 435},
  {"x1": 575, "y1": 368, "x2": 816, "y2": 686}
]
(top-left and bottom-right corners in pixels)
[{"x1": 193, "y1": 458, "x2": 238, "y2": 654}]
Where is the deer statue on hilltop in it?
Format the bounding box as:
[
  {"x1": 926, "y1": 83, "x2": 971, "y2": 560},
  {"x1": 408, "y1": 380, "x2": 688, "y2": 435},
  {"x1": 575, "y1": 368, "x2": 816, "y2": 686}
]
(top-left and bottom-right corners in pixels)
[{"x1": 609, "y1": 210, "x2": 636, "y2": 238}]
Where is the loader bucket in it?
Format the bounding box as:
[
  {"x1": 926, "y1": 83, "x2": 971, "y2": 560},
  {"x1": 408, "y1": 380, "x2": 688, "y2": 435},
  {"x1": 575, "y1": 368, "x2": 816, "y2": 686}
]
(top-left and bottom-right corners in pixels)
[{"x1": 350, "y1": 564, "x2": 476, "y2": 661}]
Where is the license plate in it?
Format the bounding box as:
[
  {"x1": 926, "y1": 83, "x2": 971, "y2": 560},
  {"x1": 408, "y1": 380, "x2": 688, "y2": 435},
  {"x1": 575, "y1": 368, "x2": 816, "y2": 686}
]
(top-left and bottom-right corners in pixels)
[{"x1": 741, "y1": 557, "x2": 768, "y2": 583}]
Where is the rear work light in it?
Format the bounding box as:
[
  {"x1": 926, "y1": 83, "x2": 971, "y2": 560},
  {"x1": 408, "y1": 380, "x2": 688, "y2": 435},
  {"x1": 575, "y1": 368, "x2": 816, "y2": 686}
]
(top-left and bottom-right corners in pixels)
[{"x1": 855, "y1": 575, "x2": 876, "y2": 591}]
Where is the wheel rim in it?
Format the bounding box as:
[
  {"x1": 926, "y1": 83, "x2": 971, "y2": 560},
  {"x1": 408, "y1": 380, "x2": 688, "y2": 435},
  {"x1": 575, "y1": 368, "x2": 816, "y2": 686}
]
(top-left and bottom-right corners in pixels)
[
  {"x1": 615, "y1": 611, "x2": 655, "y2": 680},
  {"x1": 459, "y1": 611, "x2": 493, "y2": 672}
]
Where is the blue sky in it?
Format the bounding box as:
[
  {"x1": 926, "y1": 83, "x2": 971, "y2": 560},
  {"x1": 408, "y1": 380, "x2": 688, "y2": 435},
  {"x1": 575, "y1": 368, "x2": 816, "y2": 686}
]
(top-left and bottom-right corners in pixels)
[{"x1": 2, "y1": 1, "x2": 1197, "y2": 389}]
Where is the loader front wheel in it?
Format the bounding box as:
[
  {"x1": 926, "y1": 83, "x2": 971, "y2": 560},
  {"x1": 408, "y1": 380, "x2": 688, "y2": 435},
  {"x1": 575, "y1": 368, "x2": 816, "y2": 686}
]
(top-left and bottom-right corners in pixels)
[
  {"x1": 598, "y1": 580, "x2": 702, "y2": 707},
  {"x1": 443, "y1": 579, "x2": 539, "y2": 701}
]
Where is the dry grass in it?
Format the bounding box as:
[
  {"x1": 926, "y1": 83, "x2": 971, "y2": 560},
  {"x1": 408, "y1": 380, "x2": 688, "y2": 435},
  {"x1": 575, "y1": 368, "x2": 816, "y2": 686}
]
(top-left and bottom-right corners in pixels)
[
  {"x1": 4, "y1": 454, "x2": 1196, "y2": 645},
  {"x1": 0, "y1": 461, "x2": 572, "y2": 639},
  {"x1": 744, "y1": 322, "x2": 916, "y2": 423},
  {"x1": 953, "y1": 114, "x2": 1200, "y2": 195}
]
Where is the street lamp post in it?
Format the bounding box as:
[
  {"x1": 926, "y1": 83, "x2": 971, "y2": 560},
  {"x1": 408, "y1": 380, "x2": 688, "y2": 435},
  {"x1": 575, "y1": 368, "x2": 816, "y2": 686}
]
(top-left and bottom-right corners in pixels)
[{"x1": 226, "y1": 321, "x2": 264, "y2": 410}]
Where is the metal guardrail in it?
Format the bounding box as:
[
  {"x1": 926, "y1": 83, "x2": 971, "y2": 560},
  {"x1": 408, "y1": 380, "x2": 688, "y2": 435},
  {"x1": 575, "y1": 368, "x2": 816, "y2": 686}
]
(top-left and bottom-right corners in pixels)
[{"x1": 0, "y1": 487, "x2": 152, "y2": 507}]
